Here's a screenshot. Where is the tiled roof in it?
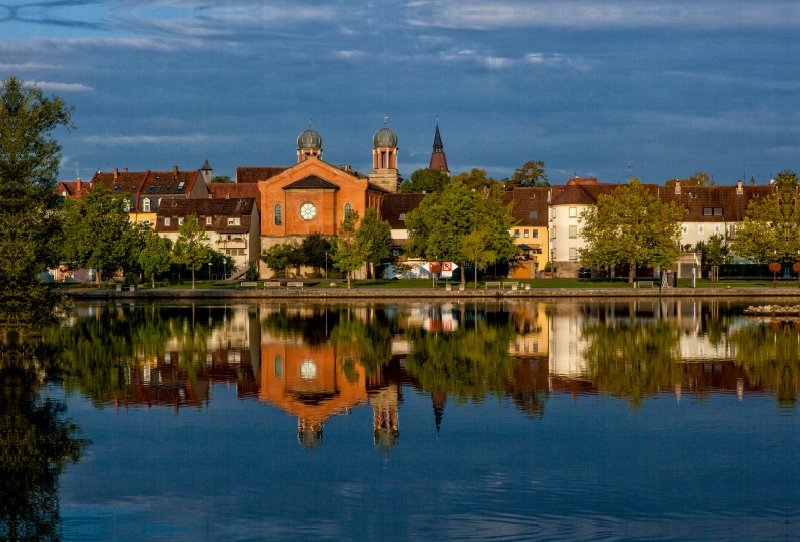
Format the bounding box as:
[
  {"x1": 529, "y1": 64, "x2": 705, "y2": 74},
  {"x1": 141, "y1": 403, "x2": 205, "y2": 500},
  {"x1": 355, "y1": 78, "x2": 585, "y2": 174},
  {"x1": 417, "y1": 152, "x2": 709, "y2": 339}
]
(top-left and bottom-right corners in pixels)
[
  {"x1": 658, "y1": 184, "x2": 771, "y2": 222},
  {"x1": 208, "y1": 183, "x2": 260, "y2": 200},
  {"x1": 501, "y1": 187, "x2": 550, "y2": 226},
  {"x1": 282, "y1": 175, "x2": 340, "y2": 190},
  {"x1": 236, "y1": 166, "x2": 289, "y2": 183},
  {"x1": 567, "y1": 177, "x2": 598, "y2": 186},
  {"x1": 55, "y1": 180, "x2": 88, "y2": 200},
  {"x1": 380, "y1": 193, "x2": 426, "y2": 228},
  {"x1": 366, "y1": 182, "x2": 391, "y2": 193},
  {"x1": 141, "y1": 168, "x2": 199, "y2": 195},
  {"x1": 155, "y1": 198, "x2": 255, "y2": 233},
  {"x1": 91, "y1": 170, "x2": 148, "y2": 194},
  {"x1": 550, "y1": 184, "x2": 617, "y2": 205}
]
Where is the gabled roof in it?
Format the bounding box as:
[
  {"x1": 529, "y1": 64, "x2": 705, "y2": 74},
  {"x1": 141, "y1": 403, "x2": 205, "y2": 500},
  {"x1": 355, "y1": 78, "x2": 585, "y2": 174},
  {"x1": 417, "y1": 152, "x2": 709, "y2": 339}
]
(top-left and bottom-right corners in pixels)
[
  {"x1": 142, "y1": 168, "x2": 200, "y2": 195},
  {"x1": 55, "y1": 180, "x2": 87, "y2": 201},
  {"x1": 236, "y1": 166, "x2": 290, "y2": 184},
  {"x1": 381, "y1": 193, "x2": 426, "y2": 228},
  {"x1": 550, "y1": 184, "x2": 617, "y2": 206},
  {"x1": 91, "y1": 170, "x2": 148, "y2": 195},
  {"x1": 658, "y1": 184, "x2": 770, "y2": 222},
  {"x1": 501, "y1": 187, "x2": 550, "y2": 226},
  {"x1": 282, "y1": 174, "x2": 340, "y2": 190},
  {"x1": 208, "y1": 182, "x2": 260, "y2": 200}
]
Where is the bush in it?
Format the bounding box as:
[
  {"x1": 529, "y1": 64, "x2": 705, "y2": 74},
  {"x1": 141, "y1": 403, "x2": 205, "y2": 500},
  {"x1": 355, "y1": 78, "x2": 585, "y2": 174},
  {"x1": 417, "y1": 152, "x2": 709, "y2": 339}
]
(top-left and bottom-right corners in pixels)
[
  {"x1": 718, "y1": 263, "x2": 771, "y2": 278},
  {"x1": 245, "y1": 263, "x2": 259, "y2": 281},
  {"x1": 543, "y1": 261, "x2": 552, "y2": 272}
]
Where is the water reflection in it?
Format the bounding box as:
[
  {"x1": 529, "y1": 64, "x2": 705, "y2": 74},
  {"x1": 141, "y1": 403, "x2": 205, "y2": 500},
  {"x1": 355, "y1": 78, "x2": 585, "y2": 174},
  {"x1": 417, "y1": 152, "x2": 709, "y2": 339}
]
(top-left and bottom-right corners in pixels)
[{"x1": 40, "y1": 299, "x2": 800, "y2": 451}]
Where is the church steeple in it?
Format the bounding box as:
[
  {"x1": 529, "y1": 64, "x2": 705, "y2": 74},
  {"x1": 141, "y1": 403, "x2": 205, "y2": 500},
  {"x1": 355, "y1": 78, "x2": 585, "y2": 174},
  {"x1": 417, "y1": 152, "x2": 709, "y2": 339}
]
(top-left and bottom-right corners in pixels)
[
  {"x1": 429, "y1": 120, "x2": 449, "y2": 176},
  {"x1": 369, "y1": 118, "x2": 402, "y2": 193}
]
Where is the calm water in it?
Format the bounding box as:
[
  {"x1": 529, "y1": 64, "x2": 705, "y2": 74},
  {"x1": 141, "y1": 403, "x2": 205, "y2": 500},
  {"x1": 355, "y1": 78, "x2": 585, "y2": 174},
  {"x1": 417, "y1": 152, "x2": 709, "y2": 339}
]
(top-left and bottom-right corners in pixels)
[{"x1": 4, "y1": 298, "x2": 800, "y2": 541}]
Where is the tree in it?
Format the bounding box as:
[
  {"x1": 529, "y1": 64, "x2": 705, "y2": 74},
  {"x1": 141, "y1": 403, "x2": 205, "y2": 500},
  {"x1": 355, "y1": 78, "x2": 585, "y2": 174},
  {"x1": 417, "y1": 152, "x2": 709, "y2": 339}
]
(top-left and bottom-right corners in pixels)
[
  {"x1": 0, "y1": 76, "x2": 73, "y2": 325},
  {"x1": 509, "y1": 160, "x2": 549, "y2": 187},
  {"x1": 665, "y1": 171, "x2": 714, "y2": 186},
  {"x1": 332, "y1": 210, "x2": 368, "y2": 289},
  {"x1": 172, "y1": 214, "x2": 210, "y2": 289},
  {"x1": 400, "y1": 168, "x2": 451, "y2": 193},
  {"x1": 450, "y1": 168, "x2": 502, "y2": 191},
  {"x1": 695, "y1": 234, "x2": 730, "y2": 274},
  {"x1": 210, "y1": 175, "x2": 232, "y2": 183},
  {"x1": 356, "y1": 207, "x2": 391, "y2": 279},
  {"x1": 579, "y1": 178, "x2": 684, "y2": 283},
  {"x1": 62, "y1": 186, "x2": 142, "y2": 284},
  {"x1": 138, "y1": 230, "x2": 173, "y2": 288},
  {"x1": 731, "y1": 171, "x2": 800, "y2": 265},
  {"x1": 299, "y1": 233, "x2": 332, "y2": 276},
  {"x1": 406, "y1": 181, "x2": 517, "y2": 288},
  {"x1": 261, "y1": 243, "x2": 294, "y2": 278}
]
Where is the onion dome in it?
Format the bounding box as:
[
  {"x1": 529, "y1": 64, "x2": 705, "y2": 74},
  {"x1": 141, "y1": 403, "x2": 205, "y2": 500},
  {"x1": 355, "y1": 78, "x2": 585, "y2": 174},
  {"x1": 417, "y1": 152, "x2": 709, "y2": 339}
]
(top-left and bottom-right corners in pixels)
[
  {"x1": 297, "y1": 129, "x2": 322, "y2": 150},
  {"x1": 373, "y1": 127, "x2": 398, "y2": 148}
]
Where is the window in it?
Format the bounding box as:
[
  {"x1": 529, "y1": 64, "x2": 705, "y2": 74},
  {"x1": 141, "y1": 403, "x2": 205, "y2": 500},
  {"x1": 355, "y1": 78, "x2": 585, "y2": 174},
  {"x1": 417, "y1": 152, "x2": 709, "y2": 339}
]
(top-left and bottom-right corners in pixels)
[
  {"x1": 142, "y1": 198, "x2": 151, "y2": 212},
  {"x1": 703, "y1": 207, "x2": 713, "y2": 215},
  {"x1": 523, "y1": 229, "x2": 529, "y2": 238},
  {"x1": 274, "y1": 356, "x2": 283, "y2": 378},
  {"x1": 228, "y1": 217, "x2": 241, "y2": 226},
  {"x1": 550, "y1": 226, "x2": 556, "y2": 239},
  {"x1": 569, "y1": 225, "x2": 577, "y2": 239},
  {"x1": 682, "y1": 225, "x2": 688, "y2": 235},
  {"x1": 514, "y1": 229, "x2": 520, "y2": 238},
  {"x1": 178, "y1": 217, "x2": 184, "y2": 226},
  {"x1": 124, "y1": 200, "x2": 131, "y2": 212},
  {"x1": 698, "y1": 225, "x2": 704, "y2": 234},
  {"x1": 532, "y1": 230, "x2": 539, "y2": 238},
  {"x1": 551, "y1": 208, "x2": 556, "y2": 220},
  {"x1": 569, "y1": 207, "x2": 577, "y2": 218},
  {"x1": 344, "y1": 202, "x2": 353, "y2": 217},
  {"x1": 399, "y1": 213, "x2": 405, "y2": 221},
  {"x1": 714, "y1": 225, "x2": 720, "y2": 234},
  {"x1": 206, "y1": 216, "x2": 212, "y2": 226},
  {"x1": 164, "y1": 217, "x2": 170, "y2": 226},
  {"x1": 714, "y1": 207, "x2": 723, "y2": 215},
  {"x1": 529, "y1": 210, "x2": 538, "y2": 219},
  {"x1": 569, "y1": 248, "x2": 578, "y2": 260},
  {"x1": 274, "y1": 203, "x2": 282, "y2": 225}
]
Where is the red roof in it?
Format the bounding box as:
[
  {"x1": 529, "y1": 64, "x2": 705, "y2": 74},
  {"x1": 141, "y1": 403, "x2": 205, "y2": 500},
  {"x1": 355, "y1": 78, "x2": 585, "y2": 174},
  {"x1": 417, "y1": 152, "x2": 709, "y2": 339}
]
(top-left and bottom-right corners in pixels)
[
  {"x1": 236, "y1": 167, "x2": 289, "y2": 183},
  {"x1": 208, "y1": 183, "x2": 260, "y2": 200}
]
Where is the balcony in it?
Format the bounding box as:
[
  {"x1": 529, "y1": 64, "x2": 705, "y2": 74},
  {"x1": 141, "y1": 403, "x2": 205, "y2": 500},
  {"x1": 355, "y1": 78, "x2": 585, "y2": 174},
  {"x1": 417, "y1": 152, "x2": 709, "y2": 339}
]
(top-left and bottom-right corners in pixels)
[{"x1": 217, "y1": 237, "x2": 247, "y2": 248}]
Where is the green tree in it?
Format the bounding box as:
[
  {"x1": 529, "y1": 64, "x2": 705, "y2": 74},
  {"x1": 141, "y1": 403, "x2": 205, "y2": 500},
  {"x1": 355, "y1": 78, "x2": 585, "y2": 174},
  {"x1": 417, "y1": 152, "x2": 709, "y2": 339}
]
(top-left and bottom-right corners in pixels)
[
  {"x1": 172, "y1": 214, "x2": 210, "y2": 289},
  {"x1": 356, "y1": 207, "x2": 392, "y2": 279},
  {"x1": 0, "y1": 76, "x2": 73, "y2": 325},
  {"x1": 62, "y1": 186, "x2": 142, "y2": 284},
  {"x1": 299, "y1": 233, "x2": 332, "y2": 276},
  {"x1": 579, "y1": 178, "x2": 684, "y2": 283},
  {"x1": 695, "y1": 234, "x2": 730, "y2": 273},
  {"x1": 400, "y1": 168, "x2": 451, "y2": 193},
  {"x1": 450, "y1": 168, "x2": 502, "y2": 191},
  {"x1": 210, "y1": 175, "x2": 232, "y2": 183},
  {"x1": 332, "y1": 210, "x2": 368, "y2": 289},
  {"x1": 731, "y1": 171, "x2": 800, "y2": 265},
  {"x1": 509, "y1": 160, "x2": 549, "y2": 187},
  {"x1": 406, "y1": 181, "x2": 517, "y2": 288},
  {"x1": 665, "y1": 171, "x2": 714, "y2": 186},
  {"x1": 261, "y1": 243, "x2": 294, "y2": 278},
  {"x1": 138, "y1": 230, "x2": 173, "y2": 288}
]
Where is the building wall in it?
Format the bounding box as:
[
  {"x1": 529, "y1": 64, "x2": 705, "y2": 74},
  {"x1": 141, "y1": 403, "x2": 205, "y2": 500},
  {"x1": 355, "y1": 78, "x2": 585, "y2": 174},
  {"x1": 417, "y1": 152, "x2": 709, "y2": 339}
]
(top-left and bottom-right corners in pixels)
[{"x1": 549, "y1": 203, "x2": 588, "y2": 278}]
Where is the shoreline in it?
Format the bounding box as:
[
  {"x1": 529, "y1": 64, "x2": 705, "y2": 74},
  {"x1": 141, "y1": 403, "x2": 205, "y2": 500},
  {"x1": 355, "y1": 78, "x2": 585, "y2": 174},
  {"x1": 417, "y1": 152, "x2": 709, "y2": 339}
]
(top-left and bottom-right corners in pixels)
[{"x1": 64, "y1": 287, "x2": 800, "y2": 299}]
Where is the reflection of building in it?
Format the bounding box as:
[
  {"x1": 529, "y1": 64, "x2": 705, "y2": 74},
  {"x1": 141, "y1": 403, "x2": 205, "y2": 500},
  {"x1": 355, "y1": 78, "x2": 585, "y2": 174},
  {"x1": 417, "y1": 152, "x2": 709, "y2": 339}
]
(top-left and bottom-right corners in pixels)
[
  {"x1": 370, "y1": 386, "x2": 400, "y2": 453},
  {"x1": 510, "y1": 301, "x2": 549, "y2": 358}
]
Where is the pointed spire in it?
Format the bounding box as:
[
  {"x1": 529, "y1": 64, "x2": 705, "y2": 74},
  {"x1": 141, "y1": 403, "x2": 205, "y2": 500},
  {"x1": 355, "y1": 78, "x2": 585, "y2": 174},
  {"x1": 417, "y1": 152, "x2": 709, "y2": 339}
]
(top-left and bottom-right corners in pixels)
[
  {"x1": 432, "y1": 391, "x2": 446, "y2": 434},
  {"x1": 433, "y1": 124, "x2": 443, "y2": 150},
  {"x1": 429, "y1": 121, "x2": 449, "y2": 175}
]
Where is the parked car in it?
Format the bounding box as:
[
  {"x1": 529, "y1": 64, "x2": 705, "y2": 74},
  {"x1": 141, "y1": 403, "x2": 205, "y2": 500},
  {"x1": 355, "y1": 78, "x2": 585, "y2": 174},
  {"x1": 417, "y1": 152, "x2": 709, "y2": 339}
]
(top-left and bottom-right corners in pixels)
[{"x1": 578, "y1": 268, "x2": 591, "y2": 278}]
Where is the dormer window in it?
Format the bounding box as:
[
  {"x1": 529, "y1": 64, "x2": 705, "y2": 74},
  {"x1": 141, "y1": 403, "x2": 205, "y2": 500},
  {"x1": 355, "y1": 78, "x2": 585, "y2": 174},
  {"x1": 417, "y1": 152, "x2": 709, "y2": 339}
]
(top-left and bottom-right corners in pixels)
[
  {"x1": 176, "y1": 182, "x2": 185, "y2": 193},
  {"x1": 142, "y1": 198, "x2": 151, "y2": 212},
  {"x1": 148, "y1": 186, "x2": 155, "y2": 192},
  {"x1": 206, "y1": 216, "x2": 212, "y2": 225},
  {"x1": 228, "y1": 217, "x2": 241, "y2": 226},
  {"x1": 178, "y1": 217, "x2": 184, "y2": 225},
  {"x1": 165, "y1": 186, "x2": 171, "y2": 192},
  {"x1": 399, "y1": 213, "x2": 405, "y2": 221},
  {"x1": 164, "y1": 217, "x2": 170, "y2": 226}
]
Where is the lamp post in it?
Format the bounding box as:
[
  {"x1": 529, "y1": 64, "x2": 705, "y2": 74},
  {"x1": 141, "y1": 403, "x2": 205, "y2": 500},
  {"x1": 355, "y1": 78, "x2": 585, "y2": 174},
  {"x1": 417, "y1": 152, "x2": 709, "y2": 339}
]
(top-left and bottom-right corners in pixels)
[
  {"x1": 325, "y1": 252, "x2": 328, "y2": 280},
  {"x1": 223, "y1": 258, "x2": 227, "y2": 280},
  {"x1": 208, "y1": 261, "x2": 212, "y2": 281}
]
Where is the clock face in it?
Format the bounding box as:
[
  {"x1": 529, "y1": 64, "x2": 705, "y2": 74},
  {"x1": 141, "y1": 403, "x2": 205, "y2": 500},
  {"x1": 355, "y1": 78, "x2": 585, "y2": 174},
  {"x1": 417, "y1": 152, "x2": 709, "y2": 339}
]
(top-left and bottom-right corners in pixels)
[{"x1": 299, "y1": 202, "x2": 317, "y2": 220}]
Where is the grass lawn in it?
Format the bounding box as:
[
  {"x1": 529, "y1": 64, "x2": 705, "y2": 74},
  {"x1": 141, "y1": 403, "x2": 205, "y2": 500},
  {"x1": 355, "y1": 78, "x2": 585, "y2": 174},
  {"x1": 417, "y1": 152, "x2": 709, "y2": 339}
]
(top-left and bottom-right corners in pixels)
[{"x1": 678, "y1": 279, "x2": 800, "y2": 289}]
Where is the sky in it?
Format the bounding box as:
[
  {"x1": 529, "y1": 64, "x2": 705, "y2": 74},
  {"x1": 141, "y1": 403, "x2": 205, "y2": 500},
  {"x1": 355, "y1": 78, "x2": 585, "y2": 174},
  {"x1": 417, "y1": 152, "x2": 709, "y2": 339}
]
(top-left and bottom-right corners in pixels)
[{"x1": 1, "y1": 0, "x2": 799, "y2": 184}]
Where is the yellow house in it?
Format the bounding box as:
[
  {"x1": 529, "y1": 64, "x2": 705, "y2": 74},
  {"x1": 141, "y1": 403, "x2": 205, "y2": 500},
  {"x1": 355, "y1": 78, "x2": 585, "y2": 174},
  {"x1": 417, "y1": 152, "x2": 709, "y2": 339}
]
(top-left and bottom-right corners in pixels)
[{"x1": 502, "y1": 187, "x2": 550, "y2": 278}]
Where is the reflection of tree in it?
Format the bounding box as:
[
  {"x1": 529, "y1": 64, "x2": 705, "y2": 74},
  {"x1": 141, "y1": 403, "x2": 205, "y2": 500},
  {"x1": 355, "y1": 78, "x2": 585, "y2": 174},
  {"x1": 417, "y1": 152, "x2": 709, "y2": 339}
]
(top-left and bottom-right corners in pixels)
[
  {"x1": 262, "y1": 307, "x2": 337, "y2": 345},
  {"x1": 730, "y1": 323, "x2": 800, "y2": 409},
  {"x1": 404, "y1": 320, "x2": 517, "y2": 405},
  {"x1": 329, "y1": 313, "x2": 392, "y2": 377},
  {"x1": 582, "y1": 321, "x2": 683, "y2": 408},
  {"x1": 0, "y1": 337, "x2": 88, "y2": 541}
]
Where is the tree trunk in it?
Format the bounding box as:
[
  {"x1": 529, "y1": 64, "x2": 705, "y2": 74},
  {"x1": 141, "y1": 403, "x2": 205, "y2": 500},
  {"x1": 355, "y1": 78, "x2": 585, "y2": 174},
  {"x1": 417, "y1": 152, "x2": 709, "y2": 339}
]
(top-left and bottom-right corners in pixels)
[
  {"x1": 474, "y1": 262, "x2": 478, "y2": 289},
  {"x1": 151, "y1": 273, "x2": 155, "y2": 289},
  {"x1": 347, "y1": 271, "x2": 351, "y2": 290},
  {"x1": 628, "y1": 263, "x2": 635, "y2": 284},
  {"x1": 192, "y1": 268, "x2": 196, "y2": 290},
  {"x1": 461, "y1": 263, "x2": 466, "y2": 289},
  {"x1": 95, "y1": 270, "x2": 101, "y2": 285}
]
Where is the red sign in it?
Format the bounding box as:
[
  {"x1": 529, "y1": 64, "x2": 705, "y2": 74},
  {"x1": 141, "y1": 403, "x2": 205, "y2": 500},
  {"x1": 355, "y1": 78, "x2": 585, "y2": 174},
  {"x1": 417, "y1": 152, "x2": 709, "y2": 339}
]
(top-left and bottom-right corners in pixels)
[{"x1": 442, "y1": 262, "x2": 453, "y2": 272}]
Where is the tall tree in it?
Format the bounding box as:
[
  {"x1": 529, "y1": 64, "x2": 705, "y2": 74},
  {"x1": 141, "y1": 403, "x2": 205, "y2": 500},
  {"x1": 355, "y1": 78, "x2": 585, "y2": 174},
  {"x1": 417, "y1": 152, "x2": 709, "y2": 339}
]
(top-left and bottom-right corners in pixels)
[
  {"x1": 579, "y1": 178, "x2": 684, "y2": 283},
  {"x1": 172, "y1": 214, "x2": 210, "y2": 290},
  {"x1": 450, "y1": 168, "x2": 503, "y2": 191},
  {"x1": 665, "y1": 171, "x2": 713, "y2": 186},
  {"x1": 406, "y1": 181, "x2": 517, "y2": 288},
  {"x1": 62, "y1": 187, "x2": 141, "y2": 283},
  {"x1": 0, "y1": 76, "x2": 73, "y2": 325},
  {"x1": 261, "y1": 243, "x2": 294, "y2": 278},
  {"x1": 138, "y1": 230, "x2": 173, "y2": 288},
  {"x1": 332, "y1": 210, "x2": 368, "y2": 289},
  {"x1": 356, "y1": 207, "x2": 391, "y2": 279},
  {"x1": 731, "y1": 171, "x2": 800, "y2": 265},
  {"x1": 509, "y1": 160, "x2": 549, "y2": 187},
  {"x1": 210, "y1": 175, "x2": 232, "y2": 183},
  {"x1": 400, "y1": 168, "x2": 451, "y2": 193},
  {"x1": 299, "y1": 233, "x2": 332, "y2": 276},
  {"x1": 695, "y1": 234, "x2": 730, "y2": 273}
]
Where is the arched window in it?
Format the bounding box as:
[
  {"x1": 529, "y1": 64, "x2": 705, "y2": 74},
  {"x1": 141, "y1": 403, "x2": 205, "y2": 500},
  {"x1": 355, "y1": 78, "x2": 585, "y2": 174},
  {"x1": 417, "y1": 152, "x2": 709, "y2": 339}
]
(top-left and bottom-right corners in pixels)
[
  {"x1": 274, "y1": 203, "x2": 282, "y2": 225},
  {"x1": 344, "y1": 202, "x2": 352, "y2": 217},
  {"x1": 142, "y1": 198, "x2": 151, "y2": 212}
]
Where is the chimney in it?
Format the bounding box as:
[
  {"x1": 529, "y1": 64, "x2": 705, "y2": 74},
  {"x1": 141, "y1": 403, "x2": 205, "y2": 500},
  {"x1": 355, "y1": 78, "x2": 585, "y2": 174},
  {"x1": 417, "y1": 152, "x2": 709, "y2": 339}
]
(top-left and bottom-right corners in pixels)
[
  {"x1": 674, "y1": 180, "x2": 681, "y2": 195},
  {"x1": 76, "y1": 177, "x2": 82, "y2": 193},
  {"x1": 769, "y1": 178, "x2": 775, "y2": 185},
  {"x1": 173, "y1": 165, "x2": 179, "y2": 180},
  {"x1": 113, "y1": 168, "x2": 119, "y2": 180},
  {"x1": 737, "y1": 180, "x2": 743, "y2": 195},
  {"x1": 123, "y1": 167, "x2": 128, "y2": 173}
]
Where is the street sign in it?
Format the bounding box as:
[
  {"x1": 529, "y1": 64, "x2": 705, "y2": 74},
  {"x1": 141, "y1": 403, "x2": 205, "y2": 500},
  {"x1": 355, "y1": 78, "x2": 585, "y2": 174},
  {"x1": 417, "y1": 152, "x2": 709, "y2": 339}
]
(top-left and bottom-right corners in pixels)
[{"x1": 440, "y1": 262, "x2": 458, "y2": 278}]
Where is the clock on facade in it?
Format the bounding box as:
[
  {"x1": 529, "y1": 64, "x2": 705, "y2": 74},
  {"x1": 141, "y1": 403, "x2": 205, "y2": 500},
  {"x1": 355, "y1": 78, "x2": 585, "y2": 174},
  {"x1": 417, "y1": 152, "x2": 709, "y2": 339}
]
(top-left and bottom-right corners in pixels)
[{"x1": 299, "y1": 202, "x2": 317, "y2": 220}]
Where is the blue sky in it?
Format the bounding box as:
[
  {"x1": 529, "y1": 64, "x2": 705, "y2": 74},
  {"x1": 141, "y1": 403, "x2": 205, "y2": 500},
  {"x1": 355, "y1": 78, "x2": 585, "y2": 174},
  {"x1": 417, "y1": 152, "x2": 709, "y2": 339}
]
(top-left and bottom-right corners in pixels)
[{"x1": 2, "y1": 0, "x2": 799, "y2": 183}]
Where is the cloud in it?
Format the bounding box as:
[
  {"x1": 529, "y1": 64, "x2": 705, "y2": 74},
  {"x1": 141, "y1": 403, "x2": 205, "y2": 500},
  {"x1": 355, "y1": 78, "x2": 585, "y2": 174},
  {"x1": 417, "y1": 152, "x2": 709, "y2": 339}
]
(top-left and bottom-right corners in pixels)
[
  {"x1": 80, "y1": 133, "x2": 239, "y2": 145},
  {"x1": 27, "y1": 80, "x2": 93, "y2": 91},
  {"x1": 406, "y1": 0, "x2": 800, "y2": 30}
]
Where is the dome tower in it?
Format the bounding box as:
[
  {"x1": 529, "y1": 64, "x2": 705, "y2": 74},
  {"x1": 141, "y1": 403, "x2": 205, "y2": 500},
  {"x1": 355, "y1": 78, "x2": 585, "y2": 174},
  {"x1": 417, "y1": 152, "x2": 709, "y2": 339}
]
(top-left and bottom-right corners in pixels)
[
  {"x1": 297, "y1": 119, "x2": 323, "y2": 163},
  {"x1": 369, "y1": 117, "x2": 401, "y2": 193}
]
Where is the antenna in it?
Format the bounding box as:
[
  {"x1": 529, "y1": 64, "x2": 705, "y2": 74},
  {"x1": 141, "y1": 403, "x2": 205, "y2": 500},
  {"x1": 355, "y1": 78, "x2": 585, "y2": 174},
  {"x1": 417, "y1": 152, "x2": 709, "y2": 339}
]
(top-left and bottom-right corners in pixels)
[
  {"x1": 435, "y1": 115, "x2": 439, "y2": 124},
  {"x1": 308, "y1": 117, "x2": 312, "y2": 129},
  {"x1": 75, "y1": 161, "x2": 79, "y2": 178},
  {"x1": 624, "y1": 161, "x2": 634, "y2": 179},
  {"x1": 384, "y1": 116, "x2": 388, "y2": 126}
]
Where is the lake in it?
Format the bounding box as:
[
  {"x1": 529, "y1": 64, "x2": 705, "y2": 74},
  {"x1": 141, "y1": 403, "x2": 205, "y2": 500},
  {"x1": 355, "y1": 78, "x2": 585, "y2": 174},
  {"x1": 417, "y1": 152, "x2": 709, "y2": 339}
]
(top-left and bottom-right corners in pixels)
[{"x1": 3, "y1": 298, "x2": 799, "y2": 541}]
